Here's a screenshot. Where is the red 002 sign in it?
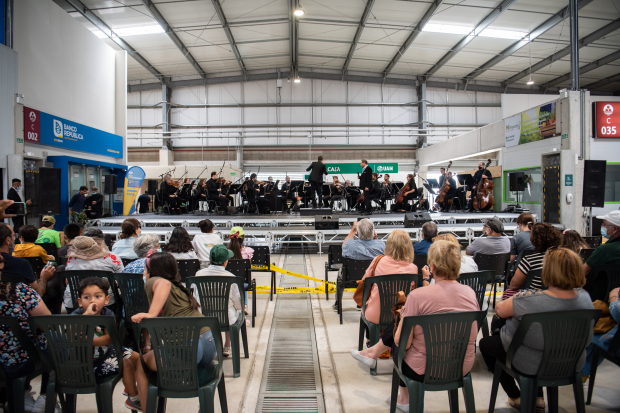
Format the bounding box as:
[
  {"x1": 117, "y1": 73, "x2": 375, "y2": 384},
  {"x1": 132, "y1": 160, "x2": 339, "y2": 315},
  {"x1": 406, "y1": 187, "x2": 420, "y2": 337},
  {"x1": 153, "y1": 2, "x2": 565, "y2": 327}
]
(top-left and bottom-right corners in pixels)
[{"x1": 593, "y1": 102, "x2": 620, "y2": 138}]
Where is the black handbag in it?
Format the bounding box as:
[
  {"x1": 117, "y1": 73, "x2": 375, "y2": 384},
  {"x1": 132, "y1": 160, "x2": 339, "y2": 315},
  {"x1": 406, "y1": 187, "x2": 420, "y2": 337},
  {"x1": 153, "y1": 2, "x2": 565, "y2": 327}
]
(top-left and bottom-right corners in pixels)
[{"x1": 490, "y1": 314, "x2": 507, "y2": 335}]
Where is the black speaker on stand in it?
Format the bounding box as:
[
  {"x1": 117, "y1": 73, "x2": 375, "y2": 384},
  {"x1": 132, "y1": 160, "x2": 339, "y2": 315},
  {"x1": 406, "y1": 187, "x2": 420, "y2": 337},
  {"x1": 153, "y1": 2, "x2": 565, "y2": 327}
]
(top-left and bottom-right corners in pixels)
[
  {"x1": 509, "y1": 171, "x2": 526, "y2": 209},
  {"x1": 147, "y1": 180, "x2": 158, "y2": 195},
  {"x1": 103, "y1": 175, "x2": 118, "y2": 195},
  {"x1": 582, "y1": 160, "x2": 607, "y2": 236},
  {"x1": 38, "y1": 168, "x2": 61, "y2": 215},
  {"x1": 404, "y1": 212, "x2": 431, "y2": 228}
]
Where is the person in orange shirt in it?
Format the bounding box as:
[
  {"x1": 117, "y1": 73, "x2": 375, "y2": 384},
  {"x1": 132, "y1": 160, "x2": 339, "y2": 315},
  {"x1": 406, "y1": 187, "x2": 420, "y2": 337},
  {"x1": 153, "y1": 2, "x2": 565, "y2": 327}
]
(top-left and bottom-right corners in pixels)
[{"x1": 12, "y1": 225, "x2": 54, "y2": 262}]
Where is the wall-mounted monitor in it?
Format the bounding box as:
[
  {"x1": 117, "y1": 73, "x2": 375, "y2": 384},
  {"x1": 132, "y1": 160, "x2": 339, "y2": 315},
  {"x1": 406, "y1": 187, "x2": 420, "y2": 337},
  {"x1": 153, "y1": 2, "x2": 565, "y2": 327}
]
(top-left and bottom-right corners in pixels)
[{"x1": 592, "y1": 101, "x2": 620, "y2": 138}]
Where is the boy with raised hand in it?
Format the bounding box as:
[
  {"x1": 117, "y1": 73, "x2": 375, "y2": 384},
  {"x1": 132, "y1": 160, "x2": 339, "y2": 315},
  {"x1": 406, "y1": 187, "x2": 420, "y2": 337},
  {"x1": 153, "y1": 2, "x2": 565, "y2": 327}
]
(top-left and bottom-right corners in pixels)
[{"x1": 73, "y1": 277, "x2": 142, "y2": 411}]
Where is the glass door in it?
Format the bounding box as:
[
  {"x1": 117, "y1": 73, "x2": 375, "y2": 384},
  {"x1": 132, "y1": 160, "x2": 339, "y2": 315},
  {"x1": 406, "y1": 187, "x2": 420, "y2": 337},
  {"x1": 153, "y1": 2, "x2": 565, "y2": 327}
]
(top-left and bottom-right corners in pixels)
[{"x1": 69, "y1": 165, "x2": 86, "y2": 198}]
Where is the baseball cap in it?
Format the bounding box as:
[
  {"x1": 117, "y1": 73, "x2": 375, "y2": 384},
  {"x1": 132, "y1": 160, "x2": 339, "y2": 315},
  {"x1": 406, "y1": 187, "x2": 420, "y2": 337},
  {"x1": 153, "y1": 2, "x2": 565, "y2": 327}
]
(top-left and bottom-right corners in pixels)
[
  {"x1": 42, "y1": 216, "x2": 56, "y2": 225},
  {"x1": 230, "y1": 226, "x2": 245, "y2": 238},
  {"x1": 596, "y1": 210, "x2": 620, "y2": 227},
  {"x1": 210, "y1": 244, "x2": 234, "y2": 265},
  {"x1": 484, "y1": 218, "x2": 504, "y2": 233}
]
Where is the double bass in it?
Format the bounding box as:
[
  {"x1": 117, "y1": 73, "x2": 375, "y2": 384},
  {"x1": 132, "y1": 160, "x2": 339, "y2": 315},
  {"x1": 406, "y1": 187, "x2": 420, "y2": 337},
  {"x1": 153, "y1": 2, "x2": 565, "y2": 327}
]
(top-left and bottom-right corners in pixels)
[
  {"x1": 435, "y1": 161, "x2": 453, "y2": 204},
  {"x1": 473, "y1": 159, "x2": 494, "y2": 211},
  {"x1": 395, "y1": 173, "x2": 416, "y2": 204}
]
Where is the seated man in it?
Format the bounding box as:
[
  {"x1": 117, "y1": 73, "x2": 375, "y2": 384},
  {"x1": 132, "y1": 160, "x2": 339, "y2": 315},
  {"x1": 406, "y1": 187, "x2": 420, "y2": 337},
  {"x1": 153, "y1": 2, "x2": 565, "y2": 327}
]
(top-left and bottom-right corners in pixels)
[
  {"x1": 413, "y1": 221, "x2": 437, "y2": 255},
  {"x1": 466, "y1": 218, "x2": 510, "y2": 258},
  {"x1": 583, "y1": 211, "x2": 620, "y2": 301},
  {"x1": 59, "y1": 223, "x2": 84, "y2": 259},
  {"x1": 36, "y1": 216, "x2": 63, "y2": 249}
]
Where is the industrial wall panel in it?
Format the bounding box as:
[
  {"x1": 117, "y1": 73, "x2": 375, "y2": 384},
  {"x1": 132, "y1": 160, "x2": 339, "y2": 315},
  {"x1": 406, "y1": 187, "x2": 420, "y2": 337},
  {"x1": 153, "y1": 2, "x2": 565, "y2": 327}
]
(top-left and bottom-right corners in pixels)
[{"x1": 0, "y1": 45, "x2": 17, "y2": 169}]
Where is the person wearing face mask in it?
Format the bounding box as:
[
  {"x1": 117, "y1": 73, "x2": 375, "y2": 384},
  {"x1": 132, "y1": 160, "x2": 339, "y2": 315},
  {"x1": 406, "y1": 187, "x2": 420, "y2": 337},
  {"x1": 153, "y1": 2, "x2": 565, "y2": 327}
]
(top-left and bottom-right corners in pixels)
[
  {"x1": 467, "y1": 161, "x2": 493, "y2": 212},
  {"x1": 84, "y1": 186, "x2": 104, "y2": 219},
  {"x1": 111, "y1": 218, "x2": 141, "y2": 259},
  {"x1": 466, "y1": 218, "x2": 510, "y2": 258},
  {"x1": 583, "y1": 211, "x2": 620, "y2": 301},
  {"x1": 7, "y1": 178, "x2": 32, "y2": 233}
]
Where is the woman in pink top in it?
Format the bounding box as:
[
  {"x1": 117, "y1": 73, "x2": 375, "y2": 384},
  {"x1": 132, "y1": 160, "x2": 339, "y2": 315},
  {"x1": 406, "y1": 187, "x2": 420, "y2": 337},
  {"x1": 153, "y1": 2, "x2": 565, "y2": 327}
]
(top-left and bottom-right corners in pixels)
[{"x1": 393, "y1": 240, "x2": 479, "y2": 409}]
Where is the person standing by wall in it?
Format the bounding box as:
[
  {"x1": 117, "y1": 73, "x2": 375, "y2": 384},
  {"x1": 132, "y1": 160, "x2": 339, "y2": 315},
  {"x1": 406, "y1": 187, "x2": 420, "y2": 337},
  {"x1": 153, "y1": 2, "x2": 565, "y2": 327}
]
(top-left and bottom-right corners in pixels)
[
  {"x1": 84, "y1": 186, "x2": 104, "y2": 219},
  {"x1": 6, "y1": 178, "x2": 32, "y2": 233},
  {"x1": 68, "y1": 186, "x2": 89, "y2": 215}
]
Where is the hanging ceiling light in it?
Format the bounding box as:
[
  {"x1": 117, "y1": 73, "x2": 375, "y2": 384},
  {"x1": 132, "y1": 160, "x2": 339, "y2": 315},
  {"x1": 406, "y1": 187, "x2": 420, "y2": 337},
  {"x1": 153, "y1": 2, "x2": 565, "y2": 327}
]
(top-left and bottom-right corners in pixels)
[
  {"x1": 294, "y1": 76, "x2": 301, "y2": 83},
  {"x1": 527, "y1": 78, "x2": 535, "y2": 85},
  {"x1": 294, "y1": 7, "x2": 305, "y2": 16}
]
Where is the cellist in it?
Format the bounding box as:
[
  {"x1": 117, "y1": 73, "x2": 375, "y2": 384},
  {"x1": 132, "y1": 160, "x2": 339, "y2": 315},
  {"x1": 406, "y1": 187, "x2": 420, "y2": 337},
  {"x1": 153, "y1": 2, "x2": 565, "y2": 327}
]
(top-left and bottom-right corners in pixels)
[
  {"x1": 440, "y1": 172, "x2": 458, "y2": 212},
  {"x1": 467, "y1": 161, "x2": 493, "y2": 212},
  {"x1": 394, "y1": 174, "x2": 418, "y2": 212}
]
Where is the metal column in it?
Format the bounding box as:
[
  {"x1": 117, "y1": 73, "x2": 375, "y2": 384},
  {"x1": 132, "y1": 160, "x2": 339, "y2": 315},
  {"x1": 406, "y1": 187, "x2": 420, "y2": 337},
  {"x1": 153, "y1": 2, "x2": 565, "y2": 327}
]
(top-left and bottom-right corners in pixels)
[
  {"x1": 162, "y1": 83, "x2": 172, "y2": 148},
  {"x1": 417, "y1": 80, "x2": 428, "y2": 148},
  {"x1": 569, "y1": 0, "x2": 579, "y2": 90},
  {"x1": 3, "y1": 0, "x2": 13, "y2": 48}
]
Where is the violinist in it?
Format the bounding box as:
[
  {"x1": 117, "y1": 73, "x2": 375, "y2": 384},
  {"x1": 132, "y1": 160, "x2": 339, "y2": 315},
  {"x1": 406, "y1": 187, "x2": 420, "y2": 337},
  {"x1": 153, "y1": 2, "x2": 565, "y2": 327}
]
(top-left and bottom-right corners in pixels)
[
  {"x1": 467, "y1": 161, "x2": 493, "y2": 212},
  {"x1": 380, "y1": 174, "x2": 392, "y2": 204},
  {"x1": 368, "y1": 172, "x2": 383, "y2": 212},
  {"x1": 327, "y1": 176, "x2": 344, "y2": 209},
  {"x1": 160, "y1": 174, "x2": 182, "y2": 214},
  {"x1": 394, "y1": 174, "x2": 418, "y2": 212},
  {"x1": 207, "y1": 171, "x2": 230, "y2": 212},
  {"x1": 282, "y1": 176, "x2": 299, "y2": 213},
  {"x1": 247, "y1": 173, "x2": 269, "y2": 214},
  {"x1": 440, "y1": 172, "x2": 458, "y2": 212}
]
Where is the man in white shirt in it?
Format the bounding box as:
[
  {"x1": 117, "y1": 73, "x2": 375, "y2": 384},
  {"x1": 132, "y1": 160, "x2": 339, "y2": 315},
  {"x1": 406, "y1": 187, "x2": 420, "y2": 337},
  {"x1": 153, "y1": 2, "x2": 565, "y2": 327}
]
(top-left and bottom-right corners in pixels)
[
  {"x1": 195, "y1": 244, "x2": 244, "y2": 357},
  {"x1": 192, "y1": 219, "x2": 223, "y2": 268}
]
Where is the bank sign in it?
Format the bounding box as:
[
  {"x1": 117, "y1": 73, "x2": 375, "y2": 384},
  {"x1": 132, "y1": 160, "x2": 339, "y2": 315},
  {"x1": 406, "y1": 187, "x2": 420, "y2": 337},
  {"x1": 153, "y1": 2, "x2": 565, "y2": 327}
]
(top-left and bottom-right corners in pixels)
[
  {"x1": 324, "y1": 163, "x2": 399, "y2": 174},
  {"x1": 23, "y1": 106, "x2": 123, "y2": 159}
]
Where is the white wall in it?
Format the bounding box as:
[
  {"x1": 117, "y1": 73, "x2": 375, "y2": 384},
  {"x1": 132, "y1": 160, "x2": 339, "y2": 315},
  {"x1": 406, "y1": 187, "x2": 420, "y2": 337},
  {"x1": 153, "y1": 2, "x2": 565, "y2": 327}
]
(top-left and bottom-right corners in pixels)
[
  {"x1": 13, "y1": 0, "x2": 126, "y2": 164},
  {"x1": 501, "y1": 94, "x2": 561, "y2": 119}
]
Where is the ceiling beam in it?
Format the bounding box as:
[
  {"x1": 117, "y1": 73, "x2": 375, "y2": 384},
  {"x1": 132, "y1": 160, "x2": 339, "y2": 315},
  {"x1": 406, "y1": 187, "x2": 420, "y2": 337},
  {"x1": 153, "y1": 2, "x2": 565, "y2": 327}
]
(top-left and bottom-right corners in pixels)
[
  {"x1": 383, "y1": 0, "x2": 444, "y2": 76},
  {"x1": 140, "y1": 0, "x2": 206, "y2": 78},
  {"x1": 342, "y1": 0, "x2": 375, "y2": 73},
  {"x1": 289, "y1": 0, "x2": 299, "y2": 75},
  {"x1": 64, "y1": 0, "x2": 164, "y2": 81},
  {"x1": 503, "y1": 18, "x2": 620, "y2": 86},
  {"x1": 463, "y1": 0, "x2": 594, "y2": 81},
  {"x1": 424, "y1": 0, "x2": 517, "y2": 78},
  {"x1": 210, "y1": 0, "x2": 247, "y2": 76},
  {"x1": 582, "y1": 73, "x2": 620, "y2": 91},
  {"x1": 540, "y1": 50, "x2": 620, "y2": 90}
]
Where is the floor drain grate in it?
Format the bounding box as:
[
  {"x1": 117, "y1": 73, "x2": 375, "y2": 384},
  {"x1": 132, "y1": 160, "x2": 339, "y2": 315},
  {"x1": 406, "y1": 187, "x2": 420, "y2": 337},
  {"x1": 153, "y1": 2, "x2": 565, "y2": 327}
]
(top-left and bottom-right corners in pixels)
[{"x1": 261, "y1": 397, "x2": 320, "y2": 413}]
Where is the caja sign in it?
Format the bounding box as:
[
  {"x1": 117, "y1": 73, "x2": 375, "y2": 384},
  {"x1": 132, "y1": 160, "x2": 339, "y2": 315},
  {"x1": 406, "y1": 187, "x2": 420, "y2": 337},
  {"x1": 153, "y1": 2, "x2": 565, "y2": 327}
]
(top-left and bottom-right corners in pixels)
[
  {"x1": 23, "y1": 106, "x2": 123, "y2": 158},
  {"x1": 592, "y1": 102, "x2": 620, "y2": 138}
]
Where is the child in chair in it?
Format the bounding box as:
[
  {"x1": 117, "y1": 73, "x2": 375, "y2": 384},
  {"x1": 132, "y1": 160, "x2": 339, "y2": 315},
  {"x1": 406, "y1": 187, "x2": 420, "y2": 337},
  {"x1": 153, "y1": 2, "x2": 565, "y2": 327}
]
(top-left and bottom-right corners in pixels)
[{"x1": 72, "y1": 277, "x2": 142, "y2": 411}]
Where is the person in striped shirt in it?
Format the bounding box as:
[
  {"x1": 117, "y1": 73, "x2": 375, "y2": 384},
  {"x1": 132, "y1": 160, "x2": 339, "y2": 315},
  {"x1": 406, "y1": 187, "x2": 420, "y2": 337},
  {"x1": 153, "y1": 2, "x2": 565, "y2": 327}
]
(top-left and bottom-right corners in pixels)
[{"x1": 502, "y1": 223, "x2": 563, "y2": 300}]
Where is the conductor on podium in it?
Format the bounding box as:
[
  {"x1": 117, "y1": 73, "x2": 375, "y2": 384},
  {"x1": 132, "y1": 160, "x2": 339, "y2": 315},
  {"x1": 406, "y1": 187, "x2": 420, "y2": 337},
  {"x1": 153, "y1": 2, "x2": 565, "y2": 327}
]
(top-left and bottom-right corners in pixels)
[{"x1": 306, "y1": 156, "x2": 328, "y2": 208}]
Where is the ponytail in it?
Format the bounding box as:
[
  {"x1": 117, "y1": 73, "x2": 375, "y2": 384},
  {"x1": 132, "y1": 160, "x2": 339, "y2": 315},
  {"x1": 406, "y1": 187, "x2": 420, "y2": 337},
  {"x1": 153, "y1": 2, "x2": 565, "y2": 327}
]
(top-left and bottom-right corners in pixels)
[
  {"x1": 146, "y1": 252, "x2": 200, "y2": 311},
  {"x1": 229, "y1": 236, "x2": 244, "y2": 260},
  {"x1": 516, "y1": 213, "x2": 535, "y2": 231}
]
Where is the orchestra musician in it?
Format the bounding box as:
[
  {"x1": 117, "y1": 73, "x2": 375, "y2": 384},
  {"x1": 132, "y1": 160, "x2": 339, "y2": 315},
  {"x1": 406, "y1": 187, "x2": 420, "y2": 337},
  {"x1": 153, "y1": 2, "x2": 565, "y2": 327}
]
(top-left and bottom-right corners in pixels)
[
  {"x1": 438, "y1": 167, "x2": 446, "y2": 188},
  {"x1": 306, "y1": 156, "x2": 328, "y2": 208},
  {"x1": 328, "y1": 177, "x2": 344, "y2": 209},
  {"x1": 468, "y1": 161, "x2": 493, "y2": 212},
  {"x1": 394, "y1": 174, "x2": 418, "y2": 212},
  {"x1": 282, "y1": 176, "x2": 299, "y2": 213},
  {"x1": 370, "y1": 173, "x2": 383, "y2": 211},
  {"x1": 380, "y1": 174, "x2": 392, "y2": 206},
  {"x1": 247, "y1": 173, "x2": 269, "y2": 213},
  {"x1": 359, "y1": 159, "x2": 374, "y2": 215},
  {"x1": 160, "y1": 174, "x2": 182, "y2": 214},
  {"x1": 343, "y1": 180, "x2": 358, "y2": 210},
  {"x1": 207, "y1": 171, "x2": 230, "y2": 212},
  {"x1": 440, "y1": 172, "x2": 458, "y2": 212}
]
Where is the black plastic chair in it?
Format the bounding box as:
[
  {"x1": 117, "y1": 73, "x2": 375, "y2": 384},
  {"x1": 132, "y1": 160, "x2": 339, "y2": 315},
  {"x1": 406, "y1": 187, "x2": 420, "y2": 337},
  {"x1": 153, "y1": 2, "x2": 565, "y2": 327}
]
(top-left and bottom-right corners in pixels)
[
  {"x1": 133, "y1": 317, "x2": 227, "y2": 413},
  {"x1": 473, "y1": 252, "x2": 511, "y2": 309},
  {"x1": 0, "y1": 316, "x2": 45, "y2": 413},
  {"x1": 324, "y1": 245, "x2": 344, "y2": 301},
  {"x1": 578, "y1": 248, "x2": 595, "y2": 262},
  {"x1": 586, "y1": 264, "x2": 620, "y2": 302},
  {"x1": 176, "y1": 259, "x2": 201, "y2": 283},
  {"x1": 390, "y1": 311, "x2": 484, "y2": 413},
  {"x1": 488, "y1": 310, "x2": 601, "y2": 413},
  {"x1": 35, "y1": 242, "x2": 58, "y2": 259},
  {"x1": 507, "y1": 249, "x2": 538, "y2": 283},
  {"x1": 337, "y1": 258, "x2": 373, "y2": 325},
  {"x1": 110, "y1": 273, "x2": 150, "y2": 349},
  {"x1": 29, "y1": 315, "x2": 136, "y2": 413},
  {"x1": 121, "y1": 257, "x2": 138, "y2": 267},
  {"x1": 413, "y1": 254, "x2": 427, "y2": 269},
  {"x1": 359, "y1": 273, "x2": 420, "y2": 375},
  {"x1": 187, "y1": 276, "x2": 249, "y2": 378},
  {"x1": 22, "y1": 256, "x2": 46, "y2": 278},
  {"x1": 520, "y1": 269, "x2": 544, "y2": 290},
  {"x1": 457, "y1": 270, "x2": 494, "y2": 338},
  {"x1": 251, "y1": 246, "x2": 276, "y2": 301},
  {"x1": 58, "y1": 256, "x2": 68, "y2": 267},
  {"x1": 583, "y1": 236, "x2": 602, "y2": 248},
  {"x1": 226, "y1": 259, "x2": 257, "y2": 328},
  {"x1": 586, "y1": 325, "x2": 620, "y2": 405}
]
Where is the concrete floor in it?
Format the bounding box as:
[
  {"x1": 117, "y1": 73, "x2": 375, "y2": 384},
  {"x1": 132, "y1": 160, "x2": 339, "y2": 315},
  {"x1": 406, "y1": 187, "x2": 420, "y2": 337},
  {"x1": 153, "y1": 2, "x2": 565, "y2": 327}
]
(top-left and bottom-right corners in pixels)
[{"x1": 22, "y1": 252, "x2": 620, "y2": 413}]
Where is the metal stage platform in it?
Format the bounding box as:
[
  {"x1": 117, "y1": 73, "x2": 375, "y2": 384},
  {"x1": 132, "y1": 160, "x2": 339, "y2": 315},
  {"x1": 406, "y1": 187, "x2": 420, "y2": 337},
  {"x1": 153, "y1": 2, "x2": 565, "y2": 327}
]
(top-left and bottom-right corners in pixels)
[{"x1": 92, "y1": 211, "x2": 550, "y2": 254}]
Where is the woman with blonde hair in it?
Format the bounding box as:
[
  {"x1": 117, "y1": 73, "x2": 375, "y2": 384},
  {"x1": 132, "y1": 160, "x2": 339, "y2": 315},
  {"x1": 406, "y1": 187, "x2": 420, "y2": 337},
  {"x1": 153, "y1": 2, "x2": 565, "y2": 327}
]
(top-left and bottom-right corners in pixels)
[
  {"x1": 351, "y1": 230, "x2": 418, "y2": 367},
  {"x1": 433, "y1": 233, "x2": 478, "y2": 274}
]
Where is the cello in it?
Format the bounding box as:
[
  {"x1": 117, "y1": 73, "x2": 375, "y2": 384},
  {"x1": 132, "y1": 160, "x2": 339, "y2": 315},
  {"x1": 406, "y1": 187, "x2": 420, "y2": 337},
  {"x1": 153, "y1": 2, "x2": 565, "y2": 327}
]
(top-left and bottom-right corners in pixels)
[
  {"x1": 473, "y1": 159, "x2": 494, "y2": 211},
  {"x1": 395, "y1": 173, "x2": 416, "y2": 204},
  {"x1": 435, "y1": 161, "x2": 453, "y2": 205}
]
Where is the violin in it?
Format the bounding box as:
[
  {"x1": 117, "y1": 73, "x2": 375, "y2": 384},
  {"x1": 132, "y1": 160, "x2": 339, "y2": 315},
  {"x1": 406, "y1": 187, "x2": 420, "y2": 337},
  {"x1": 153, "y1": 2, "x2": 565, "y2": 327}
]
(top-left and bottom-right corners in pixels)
[{"x1": 435, "y1": 161, "x2": 453, "y2": 204}]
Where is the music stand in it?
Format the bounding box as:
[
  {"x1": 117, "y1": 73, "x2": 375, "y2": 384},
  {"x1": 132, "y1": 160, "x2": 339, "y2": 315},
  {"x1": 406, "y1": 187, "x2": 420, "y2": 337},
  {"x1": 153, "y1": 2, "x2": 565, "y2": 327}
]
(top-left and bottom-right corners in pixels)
[{"x1": 427, "y1": 178, "x2": 439, "y2": 189}]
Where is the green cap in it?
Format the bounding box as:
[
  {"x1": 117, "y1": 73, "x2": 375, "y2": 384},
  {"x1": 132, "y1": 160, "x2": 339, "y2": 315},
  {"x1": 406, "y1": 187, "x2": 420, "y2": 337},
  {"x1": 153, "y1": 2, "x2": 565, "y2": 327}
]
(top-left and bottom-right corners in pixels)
[
  {"x1": 230, "y1": 226, "x2": 245, "y2": 238},
  {"x1": 210, "y1": 244, "x2": 234, "y2": 265}
]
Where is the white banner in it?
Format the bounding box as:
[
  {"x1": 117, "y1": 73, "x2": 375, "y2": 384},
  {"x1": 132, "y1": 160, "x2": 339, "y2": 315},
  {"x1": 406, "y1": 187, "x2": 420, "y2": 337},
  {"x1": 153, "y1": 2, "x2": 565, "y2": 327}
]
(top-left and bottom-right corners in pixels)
[{"x1": 505, "y1": 115, "x2": 521, "y2": 148}]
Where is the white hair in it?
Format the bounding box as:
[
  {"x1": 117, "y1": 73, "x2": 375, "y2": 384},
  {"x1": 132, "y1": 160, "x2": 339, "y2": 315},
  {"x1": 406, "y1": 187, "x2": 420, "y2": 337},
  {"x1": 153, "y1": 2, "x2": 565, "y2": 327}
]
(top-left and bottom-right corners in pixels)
[
  {"x1": 133, "y1": 234, "x2": 160, "y2": 258},
  {"x1": 357, "y1": 219, "x2": 375, "y2": 241}
]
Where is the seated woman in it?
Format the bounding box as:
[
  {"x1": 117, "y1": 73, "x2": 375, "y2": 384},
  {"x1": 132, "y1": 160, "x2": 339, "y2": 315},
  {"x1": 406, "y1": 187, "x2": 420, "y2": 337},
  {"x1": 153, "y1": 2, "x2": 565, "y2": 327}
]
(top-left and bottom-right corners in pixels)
[
  {"x1": 123, "y1": 234, "x2": 161, "y2": 274},
  {"x1": 561, "y1": 229, "x2": 589, "y2": 254},
  {"x1": 502, "y1": 223, "x2": 562, "y2": 300},
  {"x1": 433, "y1": 233, "x2": 478, "y2": 274},
  {"x1": 164, "y1": 227, "x2": 198, "y2": 260},
  {"x1": 131, "y1": 252, "x2": 217, "y2": 409},
  {"x1": 479, "y1": 247, "x2": 594, "y2": 412},
  {"x1": 111, "y1": 218, "x2": 141, "y2": 259}
]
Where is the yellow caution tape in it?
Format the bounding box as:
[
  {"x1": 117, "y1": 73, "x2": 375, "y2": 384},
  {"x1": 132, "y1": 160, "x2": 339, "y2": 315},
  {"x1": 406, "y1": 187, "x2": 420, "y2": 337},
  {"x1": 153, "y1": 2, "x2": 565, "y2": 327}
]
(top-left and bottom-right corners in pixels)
[{"x1": 252, "y1": 264, "x2": 337, "y2": 285}]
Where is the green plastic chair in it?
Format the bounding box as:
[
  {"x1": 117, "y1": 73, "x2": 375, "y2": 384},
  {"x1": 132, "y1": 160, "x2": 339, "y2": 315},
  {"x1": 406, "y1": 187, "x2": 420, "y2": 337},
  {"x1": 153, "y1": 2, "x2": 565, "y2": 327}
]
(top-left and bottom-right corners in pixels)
[
  {"x1": 28, "y1": 315, "x2": 135, "y2": 413},
  {"x1": 337, "y1": 258, "x2": 373, "y2": 325},
  {"x1": 488, "y1": 309, "x2": 601, "y2": 413},
  {"x1": 358, "y1": 273, "x2": 421, "y2": 376},
  {"x1": 457, "y1": 270, "x2": 494, "y2": 338},
  {"x1": 390, "y1": 311, "x2": 484, "y2": 413},
  {"x1": 0, "y1": 316, "x2": 46, "y2": 413},
  {"x1": 133, "y1": 317, "x2": 227, "y2": 413},
  {"x1": 186, "y1": 276, "x2": 249, "y2": 378},
  {"x1": 110, "y1": 273, "x2": 150, "y2": 349},
  {"x1": 520, "y1": 269, "x2": 543, "y2": 290},
  {"x1": 60, "y1": 270, "x2": 114, "y2": 310},
  {"x1": 586, "y1": 323, "x2": 620, "y2": 404}
]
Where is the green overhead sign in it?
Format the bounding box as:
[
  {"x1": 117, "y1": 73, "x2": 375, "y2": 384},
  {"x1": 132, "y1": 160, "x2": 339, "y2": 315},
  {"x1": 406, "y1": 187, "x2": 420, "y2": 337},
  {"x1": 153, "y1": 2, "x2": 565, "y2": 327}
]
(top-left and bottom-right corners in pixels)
[{"x1": 324, "y1": 163, "x2": 399, "y2": 175}]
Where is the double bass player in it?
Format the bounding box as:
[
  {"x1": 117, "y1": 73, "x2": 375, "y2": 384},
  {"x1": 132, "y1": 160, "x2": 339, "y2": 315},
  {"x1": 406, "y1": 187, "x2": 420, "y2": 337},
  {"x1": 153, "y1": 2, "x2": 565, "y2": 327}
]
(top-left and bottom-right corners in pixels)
[{"x1": 468, "y1": 161, "x2": 493, "y2": 212}]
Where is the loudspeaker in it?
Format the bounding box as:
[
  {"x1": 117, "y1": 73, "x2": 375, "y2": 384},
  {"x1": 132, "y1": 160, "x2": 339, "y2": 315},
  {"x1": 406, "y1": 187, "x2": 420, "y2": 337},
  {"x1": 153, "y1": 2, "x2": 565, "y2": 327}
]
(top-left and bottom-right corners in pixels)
[
  {"x1": 404, "y1": 212, "x2": 431, "y2": 228},
  {"x1": 509, "y1": 171, "x2": 526, "y2": 191},
  {"x1": 104, "y1": 175, "x2": 118, "y2": 195},
  {"x1": 300, "y1": 208, "x2": 332, "y2": 216},
  {"x1": 582, "y1": 160, "x2": 606, "y2": 208},
  {"x1": 38, "y1": 168, "x2": 61, "y2": 215},
  {"x1": 315, "y1": 215, "x2": 339, "y2": 230},
  {"x1": 147, "y1": 180, "x2": 158, "y2": 195}
]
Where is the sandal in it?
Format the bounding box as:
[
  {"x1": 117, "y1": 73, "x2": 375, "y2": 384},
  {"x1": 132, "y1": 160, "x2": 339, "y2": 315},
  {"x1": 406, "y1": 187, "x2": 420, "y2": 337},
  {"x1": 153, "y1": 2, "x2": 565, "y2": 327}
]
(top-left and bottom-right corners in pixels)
[{"x1": 223, "y1": 347, "x2": 231, "y2": 357}]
